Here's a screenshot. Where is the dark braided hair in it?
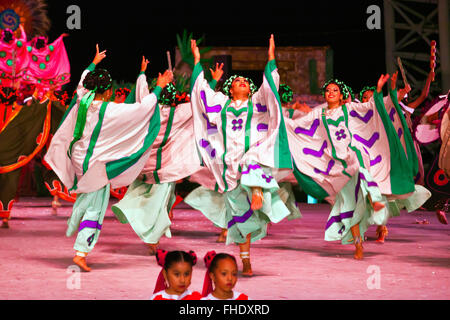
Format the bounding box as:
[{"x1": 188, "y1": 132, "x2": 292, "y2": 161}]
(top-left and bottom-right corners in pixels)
[
  {"x1": 208, "y1": 253, "x2": 237, "y2": 273},
  {"x1": 163, "y1": 250, "x2": 197, "y2": 271},
  {"x1": 82, "y1": 69, "x2": 113, "y2": 94}
]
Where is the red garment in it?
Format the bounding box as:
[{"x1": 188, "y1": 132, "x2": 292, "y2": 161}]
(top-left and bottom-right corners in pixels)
[{"x1": 151, "y1": 290, "x2": 202, "y2": 300}]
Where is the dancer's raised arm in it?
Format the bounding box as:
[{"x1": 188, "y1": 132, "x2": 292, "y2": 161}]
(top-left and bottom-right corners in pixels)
[{"x1": 76, "y1": 44, "x2": 107, "y2": 98}]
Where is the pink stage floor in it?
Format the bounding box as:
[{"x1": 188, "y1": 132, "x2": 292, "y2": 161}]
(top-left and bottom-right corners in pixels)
[{"x1": 1, "y1": 197, "x2": 449, "y2": 300}]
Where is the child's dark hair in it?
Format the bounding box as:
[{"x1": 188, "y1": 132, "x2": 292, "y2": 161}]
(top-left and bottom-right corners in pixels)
[
  {"x1": 164, "y1": 250, "x2": 197, "y2": 271},
  {"x1": 82, "y1": 69, "x2": 113, "y2": 94},
  {"x1": 208, "y1": 253, "x2": 237, "y2": 273}
]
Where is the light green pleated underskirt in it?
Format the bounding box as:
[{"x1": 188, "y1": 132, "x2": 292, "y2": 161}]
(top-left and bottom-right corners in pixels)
[{"x1": 111, "y1": 180, "x2": 175, "y2": 244}]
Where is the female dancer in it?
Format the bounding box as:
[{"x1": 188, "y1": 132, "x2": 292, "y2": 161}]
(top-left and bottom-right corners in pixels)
[
  {"x1": 111, "y1": 64, "x2": 223, "y2": 255},
  {"x1": 44, "y1": 45, "x2": 173, "y2": 271},
  {"x1": 356, "y1": 72, "x2": 432, "y2": 242},
  {"x1": 285, "y1": 74, "x2": 415, "y2": 259},
  {"x1": 185, "y1": 34, "x2": 296, "y2": 276}
]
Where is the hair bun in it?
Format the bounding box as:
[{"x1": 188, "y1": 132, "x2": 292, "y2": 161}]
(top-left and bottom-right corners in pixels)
[
  {"x1": 203, "y1": 251, "x2": 216, "y2": 269},
  {"x1": 187, "y1": 250, "x2": 198, "y2": 266},
  {"x1": 155, "y1": 249, "x2": 168, "y2": 267}
]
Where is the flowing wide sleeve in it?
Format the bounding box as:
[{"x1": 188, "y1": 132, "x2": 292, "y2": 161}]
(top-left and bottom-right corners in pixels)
[
  {"x1": 45, "y1": 87, "x2": 162, "y2": 193},
  {"x1": 189, "y1": 62, "x2": 230, "y2": 190},
  {"x1": 284, "y1": 108, "x2": 346, "y2": 202},
  {"x1": 242, "y1": 60, "x2": 293, "y2": 173},
  {"x1": 345, "y1": 90, "x2": 416, "y2": 196},
  {"x1": 141, "y1": 102, "x2": 202, "y2": 184}
]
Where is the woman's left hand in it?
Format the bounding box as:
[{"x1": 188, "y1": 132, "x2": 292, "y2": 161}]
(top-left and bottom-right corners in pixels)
[
  {"x1": 377, "y1": 74, "x2": 390, "y2": 93},
  {"x1": 210, "y1": 63, "x2": 224, "y2": 81},
  {"x1": 141, "y1": 56, "x2": 150, "y2": 73},
  {"x1": 268, "y1": 34, "x2": 275, "y2": 61}
]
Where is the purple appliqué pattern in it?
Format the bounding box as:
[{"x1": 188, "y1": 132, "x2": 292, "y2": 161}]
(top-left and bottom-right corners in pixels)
[
  {"x1": 389, "y1": 108, "x2": 396, "y2": 122},
  {"x1": 200, "y1": 90, "x2": 221, "y2": 113},
  {"x1": 335, "y1": 129, "x2": 347, "y2": 141},
  {"x1": 202, "y1": 113, "x2": 218, "y2": 135},
  {"x1": 303, "y1": 140, "x2": 327, "y2": 158},
  {"x1": 353, "y1": 132, "x2": 380, "y2": 148},
  {"x1": 232, "y1": 119, "x2": 243, "y2": 131},
  {"x1": 79, "y1": 220, "x2": 102, "y2": 232},
  {"x1": 370, "y1": 155, "x2": 382, "y2": 167},
  {"x1": 262, "y1": 174, "x2": 273, "y2": 183},
  {"x1": 325, "y1": 211, "x2": 354, "y2": 231},
  {"x1": 314, "y1": 159, "x2": 335, "y2": 176},
  {"x1": 199, "y1": 139, "x2": 217, "y2": 159},
  {"x1": 295, "y1": 119, "x2": 320, "y2": 137},
  {"x1": 257, "y1": 123, "x2": 268, "y2": 132},
  {"x1": 256, "y1": 104, "x2": 267, "y2": 112},
  {"x1": 241, "y1": 164, "x2": 261, "y2": 174},
  {"x1": 350, "y1": 109, "x2": 374, "y2": 123},
  {"x1": 227, "y1": 197, "x2": 253, "y2": 228}
]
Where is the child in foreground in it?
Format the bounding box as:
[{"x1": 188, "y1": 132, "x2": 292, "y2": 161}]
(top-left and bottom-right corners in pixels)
[
  {"x1": 201, "y1": 251, "x2": 249, "y2": 300},
  {"x1": 151, "y1": 250, "x2": 202, "y2": 300}
]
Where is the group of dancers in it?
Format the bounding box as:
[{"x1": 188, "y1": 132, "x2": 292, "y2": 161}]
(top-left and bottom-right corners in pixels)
[{"x1": 1, "y1": 27, "x2": 449, "y2": 300}]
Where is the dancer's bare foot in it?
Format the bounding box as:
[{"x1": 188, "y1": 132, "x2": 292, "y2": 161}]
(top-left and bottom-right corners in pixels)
[
  {"x1": 216, "y1": 229, "x2": 227, "y2": 243},
  {"x1": 372, "y1": 201, "x2": 385, "y2": 212},
  {"x1": 375, "y1": 225, "x2": 388, "y2": 244},
  {"x1": 73, "y1": 255, "x2": 91, "y2": 272},
  {"x1": 251, "y1": 187, "x2": 263, "y2": 211},
  {"x1": 240, "y1": 252, "x2": 253, "y2": 276},
  {"x1": 1, "y1": 218, "x2": 9, "y2": 229},
  {"x1": 148, "y1": 243, "x2": 159, "y2": 255},
  {"x1": 354, "y1": 237, "x2": 364, "y2": 260}
]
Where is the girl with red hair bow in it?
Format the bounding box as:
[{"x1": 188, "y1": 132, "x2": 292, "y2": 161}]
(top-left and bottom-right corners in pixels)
[
  {"x1": 201, "y1": 251, "x2": 249, "y2": 300},
  {"x1": 151, "y1": 249, "x2": 202, "y2": 300}
]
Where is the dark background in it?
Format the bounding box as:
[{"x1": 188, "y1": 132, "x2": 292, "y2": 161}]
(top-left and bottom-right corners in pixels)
[{"x1": 45, "y1": 0, "x2": 386, "y2": 94}]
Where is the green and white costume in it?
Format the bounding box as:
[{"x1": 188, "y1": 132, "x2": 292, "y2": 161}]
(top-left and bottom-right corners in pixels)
[
  {"x1": 111, "y1": 73, "x2": 208, "y2": 245},
  {"x1": 283, "y1": 91, "x2": 427, "y2": 244},
  {"x1": 44, "y1": 64, "x2": 161, "y2": 252},
  {"x1": 184, "y1": 60, "x2": 298, "y2": 245}
]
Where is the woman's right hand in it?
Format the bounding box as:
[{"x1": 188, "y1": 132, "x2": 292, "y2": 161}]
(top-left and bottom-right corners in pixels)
[
  {"x1": 141, "y1": 56, "x2": 150, "y2": 73},
  {"x1": 93, "y1": 44, "x2": 107, "y2": 65},
  {"x1": 376, "y1": 74, "x2": 390, "y2": 93},
  {"x1": 156, "y1": 70, "x2": 173, "y2": 88},
  {"x1": 191, "y1": 39, "x2": 201, "y2": 65},
  {"x1": 210, "y1": 63, "x2": 224, "y2": 81}
]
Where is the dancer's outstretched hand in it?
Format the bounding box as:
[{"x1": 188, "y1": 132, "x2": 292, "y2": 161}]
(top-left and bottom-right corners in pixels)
[
  {"x1": 210, "y1": 63, "x2": 224, "y2": 81},
  {"x1": 292, "y1": 102, "x2": 312, "y2": 113},
  {"x1": 376, "y1": 74, "x2": 390, "y2": 93},
  {"x1": 191, "y1": 39, "x2": 200, "y2": 65},
  {"x1": 268, "y1": 34, "x2": 275, "y2": 61},
  {"x1": 141, "y1": 56, "x2": 150, "y2": 73},
  {"x1": 93, "y1": 44, "x2": 107, "y2": 65},
  {"x1": 391, "y1": 71, "x2": 398, "y2": 90},
  {"x1": 156, "y1": 70, "x2": 173, "y2": 88}
]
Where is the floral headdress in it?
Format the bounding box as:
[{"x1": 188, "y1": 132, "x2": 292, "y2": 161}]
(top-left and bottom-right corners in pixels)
[{"x1": 221, "y1": 75, "x2": 257, "y2": 98}]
